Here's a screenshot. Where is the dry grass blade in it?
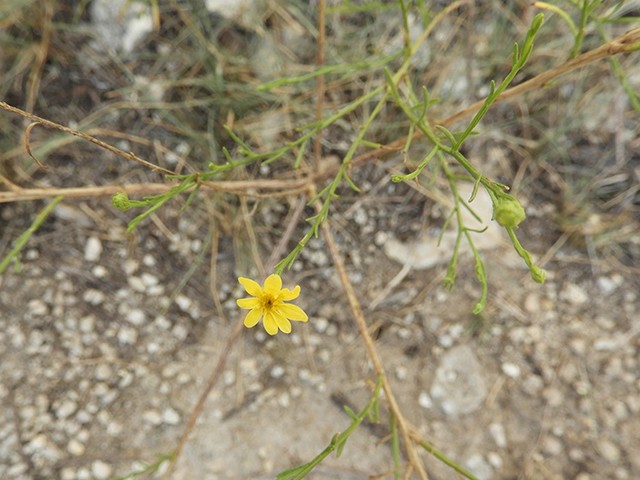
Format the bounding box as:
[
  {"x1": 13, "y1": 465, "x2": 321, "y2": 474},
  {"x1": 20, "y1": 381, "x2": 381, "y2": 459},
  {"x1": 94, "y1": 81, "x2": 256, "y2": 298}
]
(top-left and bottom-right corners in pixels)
[{"x1": 0, "y1": 101, "x2": 175, "y2": 176}]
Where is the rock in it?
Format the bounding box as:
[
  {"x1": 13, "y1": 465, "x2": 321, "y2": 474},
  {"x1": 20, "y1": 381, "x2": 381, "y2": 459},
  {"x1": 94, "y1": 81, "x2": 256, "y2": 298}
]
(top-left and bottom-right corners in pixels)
[
  {"x1": 430, "y1": 345, "x2": 487, "y2": 417},
  {"x1": 501, "y1": 362, "x2": 521, "y2": 378},
  {"x1": 489, "y1": 423, "x2": 507, "y2": 448},
  {"x1": 560, "y1": 283, "x2": 589, "y2": 305},
  {"x1": 597, "y1": 277, "x2": 618, "y2": 294},
  {"x1": 91, "y1": 460, "x2": 113, "y2": 480},
  {"x1": 84, "y1": 237, "x2": 103, "y2": 262},
  {"x1": 90, "y1": 0, "x2": 153, "y2": 54}
]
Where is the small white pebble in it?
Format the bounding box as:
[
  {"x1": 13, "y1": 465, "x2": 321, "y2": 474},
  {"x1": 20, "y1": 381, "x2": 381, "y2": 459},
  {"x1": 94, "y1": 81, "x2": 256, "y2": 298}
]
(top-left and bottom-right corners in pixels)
[
  {"x1": 128, "y1": 276, "x2": 146, "y2": 292},
  {"x1": 175, "y1": 295, "x2": 193, "y2": 311},
  {"x1": 598, "y1": 439, "x2": 621, "y2": 462},
  {"x1": 92, "y1": 265, "x2": 108, "y2": 278},
  {"x1": 79, "y1": 316, "x2": 95, "y2": 333},
  {"x1": 28, "y1": 299, "x2": 49, "y2": 316},
  {"x1": 84, "y1": 237, "x2": 103, "y2": 262},
  {"x1": 418, "y1": 392, "x2": 432, "y2": 409},
  {"x1": 126, "y1": 309, "x2": 146, "y2": 325},
  {"x1": 223, "y1": 370, "x2": 235, "y2": 386},
  {"x1": 25, "y1": 249, "x2": 39, "y2": 260},
  {"x1": 141, "y1": 273, "x2": 159, "y2": 287},
  {"x1": 154, "y1": 316, "x2": 171, "y2": 330},
  {"x1": 487, "y1": 452, "x2": 503, "y2": 469},
  {"x1": 163, "y1": 408, "x2": 181, "y2": 425},
  {"x1": 314, "y1": 317, "x2": 329, "y2": 333},
  {"x1": 596, "y1": 277, "x2": 618, "y2": 294},
  {"x1": 123, "y1": 259, "x2": 139, "y2": 275},
  {"x1": 501, "y1": 362, "x2": 521, "y2": 378},
  {"x1": 117, "y1": 326, "x2": 138, "y2": 345},
  {"x1": 271, "y1": 365, "x2": 285, "y2": 379},
  {"x1": 67, "y1": 439, "x2": 86, "y2": 456},
  {"x1": 142, "y1": 409, "x2": 163, "y2": 426},
  {"x1": 489, "y1": 423, "x2": 507, "y2": 448},
  {"x1": 142, "y1": 254, "x2": 156, "y2": 267},
  {"x1": 82, "y1": 289, "x2": 105, "y2": 306},
  {"x1": 91, "y1": 460, "x2": 112, "y2": 480},
  {"x1": 95, "y1": 364, "x2": 112, "y2": 381},
  {"x1": 56, "y1": 400, "x2": 78, "y2": 419},
  {"x1": 560, "y1": 283, "x2": 589, "y2": 305}
]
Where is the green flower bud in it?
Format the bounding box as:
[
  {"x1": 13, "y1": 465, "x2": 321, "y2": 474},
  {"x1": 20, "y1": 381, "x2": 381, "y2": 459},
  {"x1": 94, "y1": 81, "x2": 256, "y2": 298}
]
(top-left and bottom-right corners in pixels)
[
  {"x1": 530, "y1": 265, "x2": 547, "y2": 284},
  {"x1": 112, "y1": 192, "x2": 132, "y2": 211},
  {"x1": 493, "y1": 194, "x2": 526, "y2": 228}
]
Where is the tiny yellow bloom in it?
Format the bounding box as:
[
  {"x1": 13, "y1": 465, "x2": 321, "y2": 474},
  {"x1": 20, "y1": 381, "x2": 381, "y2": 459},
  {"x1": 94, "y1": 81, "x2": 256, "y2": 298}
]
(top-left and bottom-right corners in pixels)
[{"x1": 236, "y1": 274, "x2": 308, "y2": 335}]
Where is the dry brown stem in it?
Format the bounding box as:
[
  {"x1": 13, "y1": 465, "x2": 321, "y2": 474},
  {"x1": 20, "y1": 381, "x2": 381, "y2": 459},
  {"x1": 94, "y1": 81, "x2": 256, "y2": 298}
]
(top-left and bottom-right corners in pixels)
[{"x1": 313, "y1": 192, "x2": 429, "y2": 480}]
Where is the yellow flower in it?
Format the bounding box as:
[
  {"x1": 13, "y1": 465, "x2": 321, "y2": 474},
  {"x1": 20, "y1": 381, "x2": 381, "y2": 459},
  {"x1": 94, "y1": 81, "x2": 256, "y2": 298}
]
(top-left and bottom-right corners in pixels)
[{"x1": 236, "y1": 274, "x2": 308, "y2": 335}]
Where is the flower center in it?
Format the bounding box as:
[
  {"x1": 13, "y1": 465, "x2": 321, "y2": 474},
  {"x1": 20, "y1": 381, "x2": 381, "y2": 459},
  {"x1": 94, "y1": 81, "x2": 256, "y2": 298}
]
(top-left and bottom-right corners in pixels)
[{"x1": 259, "y1": 292, "x2": 278, "y2": 312}]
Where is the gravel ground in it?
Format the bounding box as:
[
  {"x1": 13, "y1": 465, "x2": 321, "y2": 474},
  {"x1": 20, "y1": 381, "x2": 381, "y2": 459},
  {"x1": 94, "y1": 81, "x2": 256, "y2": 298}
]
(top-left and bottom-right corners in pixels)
[{"x1": 1, "y1": 1, "x2": 639, "y2": 480}]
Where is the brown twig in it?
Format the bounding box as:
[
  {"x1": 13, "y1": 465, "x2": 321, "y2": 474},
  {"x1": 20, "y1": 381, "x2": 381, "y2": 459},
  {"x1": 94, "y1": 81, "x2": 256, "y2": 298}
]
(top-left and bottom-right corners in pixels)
[
  {"x1": 0, "y1": 101, "x2": 175, "y2": 175},
  {"x1": 313, "y1": 190, "x2": 429, "y2": 480}
]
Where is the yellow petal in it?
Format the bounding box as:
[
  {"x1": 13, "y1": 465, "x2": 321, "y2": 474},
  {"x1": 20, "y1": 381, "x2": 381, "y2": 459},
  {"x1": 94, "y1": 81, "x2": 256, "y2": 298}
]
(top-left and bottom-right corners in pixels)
[
  {"x1": 273, "y1": 313, "x2": 292, "y2": 334},
  {"x1": 237, "y1": 298, "x2": 259, "y2": 309},
  {"x1": 277, "y1": 285, "x2": 300, "y2": 301},
  {"x1": 263, "y1": 274, "x2": 282, "y2": 295},
  {"x1": 244, "y1": 308, "x2": 262, "y2": 328},
  {"x1": 238, "y1": 277, "x2": 262, "y2": 296},
  {"x1": 278, "y1": 303, "x2": 308, "y2": 322},
  {"x1": 263, "y1": 312, "x2": 279, "y2": 335}
]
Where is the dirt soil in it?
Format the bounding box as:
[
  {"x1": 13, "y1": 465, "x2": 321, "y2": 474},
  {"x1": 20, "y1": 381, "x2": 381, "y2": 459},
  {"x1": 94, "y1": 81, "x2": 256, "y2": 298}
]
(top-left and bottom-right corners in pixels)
[{"x1": 1, "y1": 2, "x2": 640, "y2": 480}]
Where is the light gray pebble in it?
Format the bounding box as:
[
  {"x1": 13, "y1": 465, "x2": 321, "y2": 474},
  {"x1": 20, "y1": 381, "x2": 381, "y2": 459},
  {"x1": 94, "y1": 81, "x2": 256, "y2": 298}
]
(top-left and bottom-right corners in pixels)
[
  {"x1": 489, "y1": 423, "x2": 506, "y2": 448},
  {"x1": 598, "y1": 438, "x2": 621, "y2": 462},
  {"x1": 117, "y1": 326, "x2": 138, "y2": 345},
  {"x1": 126, "y1": 309, "x2": 146, "y2": 325},
  {"x1": 67, "y1": 439, "x2": 86, "y2": 456},
  {"x1": 597, "y1": 277, "x2": 618, "y2": 294},
  {"x1": 28, "y1": 299, "x2": 49, "y2": 316},
  {"x1": 84, "y1": 237, "x2": 103, "y2": 262},
  {"x1": 123, "y1": 259, "x2": 139, "y2": 275},
  {"x1": 128, "y1": 276, "x2": 146, "y2": 292},
  {"x1": 543, "y1": 387, "x2": 564, "y2": 406},
  {"x1": 162, "y1": 408, "x2": 181, "y2": 425},
  {"x1": 560, "y1": 283, "x2": 589, "y2": 305},
  {"x1": 92, "y1": 265, "x2": 108, "y2": 278},
  {"x1": 542, "y1": 435, "x2": 563, "y2": 456},
  {"x1": 154, "y1": 315, "x2": 172, "y2": 330},
  {"x1": 172, "y1": 324, "x2": 188, "y2": 341},
  {"x1": 141, "y1": 273, "x2": 159, "y2": 286},
  {"x1": 77, "y1": 467, "x2": 91, "y2": 480},
  {"x1": 76, "y1": 410, "x2": 92, "y2": 424},
  {"x1": 82, "y1": 289, "x2": 105, "y2": 306},
  {"x1": 147, "y1": 285, "x2": 165, "y2": 296},
  {"x1": 91, "y1": 460, "x2": 113, "y2": 480},
  {"x1": 487, "y1": 452, "x2": 503, "y2": 469},
  {"x1": 142, "y1": 409, "x2": 163, "y2": 425},
  {"x1": 79, "y1": 316, "x2": 95, "y2": 333},
  {"x1": 418, "y1": 392, "x2": 432, "y2": 409},
  {"x1": 501, "y1": 362, "x2": 521, "y2": 378},
  {"x1": 464, "y1": 454, "x2": 493, "y2": 480},
  {"x1": 56, "y1": 400, "x2": 78, "y2": 419},
  {"x1": 143, "y1": 253, "x2": 156, "y2": 266},
  {"x1": 521, "y1": 374, "x2": 544, "y2": 396},
  {"x1": 60, "y1": 467, "x2": 75, "y2": 480},
  {"x1": 175, "y1": 294, "x2": 193, "y2": 311}
]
